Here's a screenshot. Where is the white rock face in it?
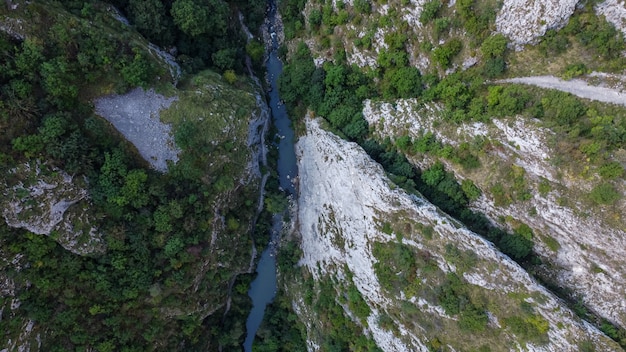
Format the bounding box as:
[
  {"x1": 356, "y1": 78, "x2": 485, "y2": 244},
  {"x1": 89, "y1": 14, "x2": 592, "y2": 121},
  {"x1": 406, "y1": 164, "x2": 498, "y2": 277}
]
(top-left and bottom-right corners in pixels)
[
  {"x1": 1, "y1": 162, "x2": 104, "y2": 255},
  {"x1": 496, "y1": 0, "x2": 578, "y2": 47},
  {"x1": 596, "y1": 0, "x2": 626, "y2": 37},
  {"x1": 296, "y1": 118, "x2": 621, "y2": 351},
  {"x1": 94, "y1": 88, "x2": 180, "y2": 172},
  {"x1": 363, "y1": 99, "x2": 626, "y2": 329}
]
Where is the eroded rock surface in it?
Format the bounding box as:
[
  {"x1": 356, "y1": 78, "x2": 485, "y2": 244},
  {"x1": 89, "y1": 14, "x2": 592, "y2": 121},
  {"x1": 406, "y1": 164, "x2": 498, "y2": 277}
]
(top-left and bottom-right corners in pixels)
[
  {"x1": 296, "y1": 118, "x2": 620, "y2": 351},
  {"x1": 363, "y1": 99, "x2": 626, "y2": 329},
  {"x1": 596, "y1": 0, "x2": 626, "y2": 37},
  {"x1": 1, "y1": 162, "x2": 104, "y2": 255},
  {"x1": 496, "y1": 0, "x2": 578, "y2": 47},
  {"x1": 94, "y1": 88, "x2": 180, "y2": 172}
]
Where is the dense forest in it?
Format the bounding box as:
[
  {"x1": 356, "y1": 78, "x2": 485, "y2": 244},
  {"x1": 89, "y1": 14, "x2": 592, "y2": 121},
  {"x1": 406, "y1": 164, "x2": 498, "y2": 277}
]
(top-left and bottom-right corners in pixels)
[
  {"x1": 272, "y1": 0, "x2": 626, "y2": 348},
  {"x1": 3, "y1": 0, "x2": 626, "y2": 350},
  {"x1": 0, "y1": 0, "x2": 275, "y2": 350}
]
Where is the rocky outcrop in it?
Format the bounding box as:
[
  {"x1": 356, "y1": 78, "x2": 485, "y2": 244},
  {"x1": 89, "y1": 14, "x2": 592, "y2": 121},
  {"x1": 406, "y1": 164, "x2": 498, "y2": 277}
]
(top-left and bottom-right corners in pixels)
[
  {"x1": 94, "y1": 88, "x2": 180, "y2": 172},
  {"x1": 1, "y1": 162, "x2": 104, "y2": 256},
  {"x1": 295, "y1": 118, "x2": 621, "y2": 351},
  {"x1": 596, "y1": 0, "x2": 626, "y2": 38},
  {"x1": 496, "y1": 0, "x2": 578, "y2": 47},
  {"x1": 363, "y1": 98, "x2": 626, "y2": 329}
]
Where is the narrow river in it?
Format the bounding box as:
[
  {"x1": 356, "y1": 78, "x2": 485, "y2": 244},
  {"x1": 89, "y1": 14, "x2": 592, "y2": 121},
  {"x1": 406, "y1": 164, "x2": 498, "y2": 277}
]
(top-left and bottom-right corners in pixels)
[{"x1": 242, "y1": 0, "x2": 297, "y2": 350}]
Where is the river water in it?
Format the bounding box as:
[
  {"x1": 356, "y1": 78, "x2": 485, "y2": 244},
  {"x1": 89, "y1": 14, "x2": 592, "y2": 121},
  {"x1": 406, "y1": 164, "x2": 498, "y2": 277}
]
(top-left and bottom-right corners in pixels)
[{"x1": 242, "y1": 0, "x2": 298, "y2": 350}]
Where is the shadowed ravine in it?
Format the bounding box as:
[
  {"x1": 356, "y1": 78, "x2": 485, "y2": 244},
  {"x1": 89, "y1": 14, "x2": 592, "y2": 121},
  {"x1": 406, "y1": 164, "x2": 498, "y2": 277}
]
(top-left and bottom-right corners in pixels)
[{"x1": 242, "y1": 0, "x2": 297, "y2": 350}]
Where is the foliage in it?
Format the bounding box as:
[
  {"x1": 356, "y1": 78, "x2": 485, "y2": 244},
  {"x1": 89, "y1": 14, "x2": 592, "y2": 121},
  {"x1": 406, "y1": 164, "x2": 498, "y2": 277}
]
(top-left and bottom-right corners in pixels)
[
  {"x1": 503, "y1": 315, "x2": 549, "y2": 344},
  {"x1": 564, "y1": 12, "x2": 625, "y2": 60},
  {"x1": 456, "y1": 0, "x2": 497, "y2": 43},
  {"x1": 480, "y1": 34, "x2": 507, "y2": 58},
  {"x1": 419, "y1": 0, "x2": 441, "y2": 24},
  {"x1": 171, "y1": 0, "x2": 228, "y2": 37},
  {"x1": 309, "y1": 277, "x2": 383, "y2": 351},
  {"x1": 486, "y1": 85, "x2": 531, "y2": 117},
  {"x1": 432, "y1": 38, "x2": 463, "y2": 68},
  {"x1": 380, "y1": 66, "x2": 423, "y2": 99},
  {"x1": 280, "y1": 0, "x2": 307, "y2": 39},
  {"x1": 437, "y1": 273, "x2": 488, "y2": 331},
  {"x1": 354, "y1": 0, "x2": 372, "y2": 14},
  {"x1": 540, "y1": 91, "x2": 586, "y2": 128},
  {"x1": 598, "y1": 162, "x2": 624, "y2": 180},
  {"x1": 224, "y1": 70, "x2": 238, "y2": 84},
  {"x1": 461, "y1": 179, "x2": 481, "y2": 201},
  {"x1": 127, "y1": 0, "x2": 174, "y2": 45},
  {"x1": 589, "y1": 183, "x2": 620, "y2": 205},
  {"x1": 0, "y1": 3, "x2": 267, "y2": 348},
  {"x1": 253, "y1": 286, "x2": 307, "y2": 352},
  {"x1": 499, "y1": 232, "x2": 533, "y2": 260},
  {"x1": 373, "y1": 241, "x2": 418, "y2": 292}
]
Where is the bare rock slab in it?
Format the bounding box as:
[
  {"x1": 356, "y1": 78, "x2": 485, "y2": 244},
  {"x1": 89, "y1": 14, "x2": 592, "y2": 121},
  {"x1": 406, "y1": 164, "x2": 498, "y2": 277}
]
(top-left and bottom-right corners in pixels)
[{"x1": 94, "y1": 88, "x2": 180, "y2": 172}]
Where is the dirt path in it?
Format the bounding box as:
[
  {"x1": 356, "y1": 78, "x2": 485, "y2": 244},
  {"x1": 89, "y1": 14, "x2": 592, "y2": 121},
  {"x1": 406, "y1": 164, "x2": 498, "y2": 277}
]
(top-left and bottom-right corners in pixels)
[{"x1": 499, "y1": 75, "x2": 626, "y2": 107}]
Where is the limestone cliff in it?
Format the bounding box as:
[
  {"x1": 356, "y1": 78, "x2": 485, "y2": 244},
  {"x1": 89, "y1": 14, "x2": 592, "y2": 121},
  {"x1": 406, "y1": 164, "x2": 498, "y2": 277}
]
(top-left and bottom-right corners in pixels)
[
  {"x1": 363, "y1": 98, "x2": 626, "y2": 330},
  {"x1": 294, "y1": 118, "x2": 621, "y2": 351}
]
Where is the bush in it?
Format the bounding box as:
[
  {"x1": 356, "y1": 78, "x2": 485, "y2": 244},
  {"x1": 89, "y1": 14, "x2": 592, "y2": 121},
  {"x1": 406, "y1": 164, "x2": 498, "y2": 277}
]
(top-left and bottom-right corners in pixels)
[
  {"x1": 309, "y1": 8, "x2": 322, "y2": 27},
  {"x1": 487, "y1": 85, "x2": 531, "y2": 116},
  {"x1": 499, "y1": 233, "x2": 533, "y2": 260},
  {"x1": 381, "y1": 66, "x2": 423, "y2": 99},
  {"x1": 419, "y1": 0, "x2": 441, "y2": 24},
  {"x1": 432, "y1": 38, "x2": 463, "y2": 68},
  {"x1": 461, "y1": 180, "x2": 481, "y2": 201},
  {"x1": 481, "y1": 34, "x2": 507, "y2": 58},
  {"x1": 483, "y1": 57, "x2": 506, "y2": 78},
  {"x1": 589, "y1": 183, "x2": 620, "y2": 205},
  {"x1": 433, "y1": 17, "x2": 451, "y2": 39},
  {"x1": 223, "y1": 70, "x2": 237, "y2": 84},
  {"x1": 561, "y1": 63, "x2": 588, "y2": 80},
  {"x1": 353, "y1": 0, "x2": 371, "y2": 14},
  {"x1": 598, "y1": 161, "x2": 624, "y2": 179},
  {"x1": 540, "y1": 91, "x2": 586, "y2": 127},
  {"x1": 459, "y1": 305, "x2": 488, "y2": 332}
]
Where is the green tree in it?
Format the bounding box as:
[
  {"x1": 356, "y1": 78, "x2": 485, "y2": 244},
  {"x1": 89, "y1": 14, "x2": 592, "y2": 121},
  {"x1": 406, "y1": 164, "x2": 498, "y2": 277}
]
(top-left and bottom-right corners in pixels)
[
  {"x1": 171, "y1": 0, "x2": 228, "y2": 37},
  {"x1": 590, "y1": 183, "x2": 620, "y2": 205},
  {"x1": 128, "y1": 0, "x2": 174, "y2": 45},
  {"x1": 420, "y1": 0, "x2": 441, "y2": 24},
  {"x1": 432, "y1": 38, "x2": 462, "y2": 68},
  {"x1": 481, "y1": 34, "x2": 507, "y2": 58},
  {"x1": 121, "y1": 48, "x2": 154, "y2": 87}
]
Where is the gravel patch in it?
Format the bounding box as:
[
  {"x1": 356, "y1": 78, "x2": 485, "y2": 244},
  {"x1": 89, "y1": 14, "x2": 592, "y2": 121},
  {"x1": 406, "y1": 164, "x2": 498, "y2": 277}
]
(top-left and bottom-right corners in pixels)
[
  {"x1": 499, "y1": 75, "x2": 626, "y2": 106},
  {"x1": 94, "y1": 88, "x2": 180, "y2": 172}
]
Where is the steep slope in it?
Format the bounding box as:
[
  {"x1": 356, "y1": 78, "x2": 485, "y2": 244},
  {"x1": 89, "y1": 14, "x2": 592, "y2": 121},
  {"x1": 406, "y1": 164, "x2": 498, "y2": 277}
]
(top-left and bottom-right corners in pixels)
[
  {"x1": 0, "y1": 2, "x2": 271, "y2": 350},
  {"x1": 294, "y1": 117, "x2": 621, "y2": 351},
  {"x1": 364, "y1": 97, "x2": 626, "y2": 330}
]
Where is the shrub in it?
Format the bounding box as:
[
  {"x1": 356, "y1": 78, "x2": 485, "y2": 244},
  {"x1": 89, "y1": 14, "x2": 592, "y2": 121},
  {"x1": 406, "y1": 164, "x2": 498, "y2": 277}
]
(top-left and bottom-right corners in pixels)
[
  {"x1": 540, "y1": 91, "x2": 586, "y2": 127},
  {"x1": 499, "y1": 233, "x2": 533, "y2": 260},
  {"x1": 354, "y1": 0, "x2": 371, "y2": 14},
  {"x1": 561, "y1": 63, "x2": 588, "y2": 80},
  {"x1": 481, "y1": 34, "x2": 507, "y2": 58},
  {"x1": 461, "y1": 180, "x2": 481, "y2": 201},
  {"x1": 433, "y1": 17, "x2": 451, "y2": 38},
  {"x1": 223, "y1": 70, "x2": 237, "y2": 84},
  {"x1": 459, "y1": 305, "x2": 488, "y2": 332},
  {"x1": 589, "y1": 183, "x2": 620, "y2": 205},
  {"x1": 432, "y1": 38, "x2": 463, "y2": 68},
  {"x1": 598, "y1": 161, "x2": 624, "y2": 179},
  {"x1": 483, "y1": 57, "x2": 506, "y2": 78},
  {"x1": 419, "y1": 0, "x2": 441, "y2": 24},
  {"x1": 309, "y1": 8, "x2": 322, "y2": 27}
]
